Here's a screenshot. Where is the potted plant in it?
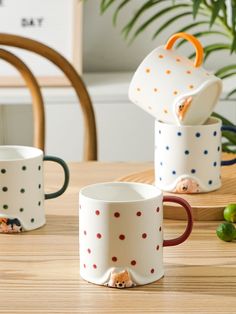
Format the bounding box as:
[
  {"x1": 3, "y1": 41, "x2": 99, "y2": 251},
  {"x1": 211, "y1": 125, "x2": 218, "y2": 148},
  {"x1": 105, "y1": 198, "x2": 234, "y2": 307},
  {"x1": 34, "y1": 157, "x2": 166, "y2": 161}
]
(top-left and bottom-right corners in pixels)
[{"x1": 99, "y1": 0, "x2": 236, "y2": 153}]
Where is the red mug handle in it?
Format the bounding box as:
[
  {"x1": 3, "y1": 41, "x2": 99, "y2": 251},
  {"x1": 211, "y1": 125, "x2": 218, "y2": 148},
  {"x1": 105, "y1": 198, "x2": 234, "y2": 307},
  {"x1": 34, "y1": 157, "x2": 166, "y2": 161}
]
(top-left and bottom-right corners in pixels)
[{"x1": 163, "y1": 196, "x2": 193, "y2": 247}]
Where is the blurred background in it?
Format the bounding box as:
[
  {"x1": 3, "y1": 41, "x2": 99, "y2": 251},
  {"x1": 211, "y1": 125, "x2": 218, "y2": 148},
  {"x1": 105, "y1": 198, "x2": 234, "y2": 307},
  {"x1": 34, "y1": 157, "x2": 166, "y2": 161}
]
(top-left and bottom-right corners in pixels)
[{"x1": 0, "y1": 0, "x2": 235, "y2": 161}]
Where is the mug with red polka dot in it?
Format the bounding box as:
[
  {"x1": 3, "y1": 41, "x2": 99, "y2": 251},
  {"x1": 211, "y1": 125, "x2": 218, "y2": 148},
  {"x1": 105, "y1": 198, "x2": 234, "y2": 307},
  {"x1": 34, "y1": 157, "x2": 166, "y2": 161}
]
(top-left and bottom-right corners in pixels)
[
  {"x1": 0, "y1": 145, "x2": 69, "y2": 233},
  {"x1": 129, "y1": 32, "x2": 222, "y2": 125},
  {"x1": 155, "y1": 117, "x2": 236, "y2": 193},
  {"x1": 79, "y1": 182, "x2": 193, "y2": 288}
]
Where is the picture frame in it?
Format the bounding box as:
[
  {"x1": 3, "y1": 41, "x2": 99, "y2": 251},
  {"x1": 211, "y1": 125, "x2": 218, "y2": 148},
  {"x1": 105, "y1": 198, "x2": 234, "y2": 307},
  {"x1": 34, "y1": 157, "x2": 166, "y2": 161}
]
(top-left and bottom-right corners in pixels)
[{"x1": 0, "y1": 0, "x2": 82, "y2": 87}]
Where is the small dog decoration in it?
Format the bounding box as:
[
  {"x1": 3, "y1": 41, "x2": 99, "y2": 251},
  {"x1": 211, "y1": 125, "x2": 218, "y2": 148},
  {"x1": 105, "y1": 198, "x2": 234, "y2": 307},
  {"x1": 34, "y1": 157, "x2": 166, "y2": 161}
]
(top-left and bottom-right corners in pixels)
[
  {"x1": 0, "y1": 218, "x2": 23, "y2": 233},
  {"x1": 174, "y1": 177, "x2": 201, "y2": 194},
  {"x1": 105, "y1": 269, "x2": 136, "y2": 289},
  {"x1": 176, "y1": 96, "x2": 193, "y2": 121}
]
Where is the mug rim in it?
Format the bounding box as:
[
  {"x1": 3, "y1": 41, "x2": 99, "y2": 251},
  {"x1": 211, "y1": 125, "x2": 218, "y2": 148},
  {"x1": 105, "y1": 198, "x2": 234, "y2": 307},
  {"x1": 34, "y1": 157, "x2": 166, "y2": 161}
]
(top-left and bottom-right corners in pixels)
[
  {"x1": 79, "y1": 181, "x2": 162, "y2": 203},
  {"x1": 155, "y1": 116, "x2": 221, "y2": 129},
  {"x1": 0, "y1": 145, "x2": 43, "y2": 162}
]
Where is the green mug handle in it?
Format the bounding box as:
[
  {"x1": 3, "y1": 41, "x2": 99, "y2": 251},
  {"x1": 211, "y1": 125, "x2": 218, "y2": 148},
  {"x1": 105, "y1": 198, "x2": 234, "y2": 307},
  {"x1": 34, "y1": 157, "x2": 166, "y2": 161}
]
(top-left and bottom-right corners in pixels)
[{"x1": 44, "y1": 155, "x2": 70, "y2": 200}]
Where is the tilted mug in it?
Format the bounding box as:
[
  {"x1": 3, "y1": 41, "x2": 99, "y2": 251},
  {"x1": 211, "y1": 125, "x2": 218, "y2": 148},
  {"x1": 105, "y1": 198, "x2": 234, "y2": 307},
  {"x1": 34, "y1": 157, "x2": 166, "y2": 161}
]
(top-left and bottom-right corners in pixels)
[{"x1": 129, "y1": 32, "x2": 222, "y2": 125}]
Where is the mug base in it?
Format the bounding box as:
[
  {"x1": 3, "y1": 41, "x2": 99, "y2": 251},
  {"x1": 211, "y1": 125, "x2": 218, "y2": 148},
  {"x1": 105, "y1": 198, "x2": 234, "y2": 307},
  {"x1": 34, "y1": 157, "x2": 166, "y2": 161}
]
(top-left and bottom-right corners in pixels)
[
  {"x1": 155, "y1": 178, "x2": 221, "y2": 194},
  {"x1": 80, "y1": 270, "x2": 165, "y2": 289},
  {"x1": 0, "y1": 216, "x2": 46, "y2": 233}
]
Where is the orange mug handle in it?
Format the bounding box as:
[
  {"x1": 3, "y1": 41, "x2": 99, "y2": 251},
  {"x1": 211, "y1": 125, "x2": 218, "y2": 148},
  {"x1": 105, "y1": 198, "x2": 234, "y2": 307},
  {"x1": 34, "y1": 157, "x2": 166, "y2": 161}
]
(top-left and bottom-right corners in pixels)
[{"x1": 164, "y1": 32, "x2": 204, "y2": 68}]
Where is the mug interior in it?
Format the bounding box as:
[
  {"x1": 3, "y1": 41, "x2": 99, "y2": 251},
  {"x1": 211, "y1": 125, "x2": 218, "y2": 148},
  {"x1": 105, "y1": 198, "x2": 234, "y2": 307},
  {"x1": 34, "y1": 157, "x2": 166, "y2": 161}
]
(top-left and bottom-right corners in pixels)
[
  {"x1": 0, "y1": 146, "x2": 42, "y2": 161},
  {"x1": 183, "y1": 81, "x2": 222, "y2": 125},
  {"x1": 157, "y1": 116, "x2": 221, "y2": 128},
  {"x1": 80, "y1": 182, "x2": 161, "y2": 202}
]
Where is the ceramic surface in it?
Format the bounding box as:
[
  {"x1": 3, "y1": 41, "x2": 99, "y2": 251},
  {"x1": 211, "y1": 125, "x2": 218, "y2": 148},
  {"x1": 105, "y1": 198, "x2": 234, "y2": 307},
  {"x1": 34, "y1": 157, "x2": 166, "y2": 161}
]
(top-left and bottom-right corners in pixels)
[
  {"x1": 155, "y1": 118, "x2": 236, "y2": 193},
  {"x1": 0, "y1": 146, "x2": 69, "y2": 232},
  {"x1": 129, "y1": 33, "x2": 222, "y2": 125},
  {"x1": 79, "y1": 182, "x2": 192, "y2": 288}
]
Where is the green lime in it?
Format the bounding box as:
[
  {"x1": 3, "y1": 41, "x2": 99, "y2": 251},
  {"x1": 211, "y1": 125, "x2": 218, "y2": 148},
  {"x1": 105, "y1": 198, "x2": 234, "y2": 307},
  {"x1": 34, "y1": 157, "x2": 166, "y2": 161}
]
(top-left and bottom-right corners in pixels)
[
  {"x1": 216, "y1": 222, "x2": 236, "y2": 242},
  {"x1": 224, "y1": 204, "x2": 236, "y2": 223}
]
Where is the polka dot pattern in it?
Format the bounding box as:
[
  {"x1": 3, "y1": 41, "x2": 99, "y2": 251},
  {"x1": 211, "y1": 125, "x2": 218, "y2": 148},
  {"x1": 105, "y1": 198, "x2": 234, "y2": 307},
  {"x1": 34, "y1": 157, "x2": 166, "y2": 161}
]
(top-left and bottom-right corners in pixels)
[
  {"x1": 80, "y1": 204, "x2": 163, "y2": 283},
  {"x1": 142, "y1": 233, "x2": 147, "y2": 239},
  {"x1": 156, "y1": 123, "x2": 222, "y2": 192},
  {"x1": 0, "y1": 161, "x2": 47, "y2": 232},
  {"x1": 119, "y1": 234, "x2": 125, "y2": 240}
]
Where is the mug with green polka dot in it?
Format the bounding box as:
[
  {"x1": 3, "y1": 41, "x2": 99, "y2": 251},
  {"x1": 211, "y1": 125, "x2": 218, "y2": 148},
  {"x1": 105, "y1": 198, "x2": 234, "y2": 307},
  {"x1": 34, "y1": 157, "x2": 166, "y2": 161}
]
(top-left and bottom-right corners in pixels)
[
  {"x1": 0, "y1": 146, "x2": 69, "y2": 233},
  {"x1": 155, "y1": 117, "x2": 236, "y2": 193}
]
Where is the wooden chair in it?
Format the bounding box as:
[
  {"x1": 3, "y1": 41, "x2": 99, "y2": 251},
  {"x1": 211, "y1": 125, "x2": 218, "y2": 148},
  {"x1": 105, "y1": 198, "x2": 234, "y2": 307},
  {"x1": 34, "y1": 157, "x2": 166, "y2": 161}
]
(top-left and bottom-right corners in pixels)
[{"x1": 0, "y1": 33, "x2": 97, "y2": 161}]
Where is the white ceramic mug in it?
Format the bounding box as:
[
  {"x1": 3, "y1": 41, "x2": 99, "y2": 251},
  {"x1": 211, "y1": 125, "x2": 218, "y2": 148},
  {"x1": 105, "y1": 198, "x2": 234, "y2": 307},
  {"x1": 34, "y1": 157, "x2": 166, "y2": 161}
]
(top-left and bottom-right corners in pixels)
[
  {"x1": 79, "y1": 182, "x2": 193, "y2": 288},
  {"x1": 129, "y1": 32, "x2": 222, "y2": 125},
  {"x1": 0, "y1": 146, "x2": 69, "y2": 232},
  {"x1": 155, "y1": 118, "x2": 236, "y2": 193}
]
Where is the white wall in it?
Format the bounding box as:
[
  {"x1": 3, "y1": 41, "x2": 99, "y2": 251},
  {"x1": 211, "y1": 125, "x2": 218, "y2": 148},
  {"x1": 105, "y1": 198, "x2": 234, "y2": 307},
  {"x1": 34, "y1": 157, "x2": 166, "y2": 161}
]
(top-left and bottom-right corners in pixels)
[
  {"x1": 83, "y1": 0, "x2": 236, "y2": 73},
  {"x1": 0, "y1": 1, "x2": 235, "y2": 162}
]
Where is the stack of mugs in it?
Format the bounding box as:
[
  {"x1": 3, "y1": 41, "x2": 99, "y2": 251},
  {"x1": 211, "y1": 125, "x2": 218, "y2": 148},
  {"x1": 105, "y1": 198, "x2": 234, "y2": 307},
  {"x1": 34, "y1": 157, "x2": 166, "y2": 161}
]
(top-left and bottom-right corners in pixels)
[{"x1": 129, "y1": 32, "x2": 236, "y2": 194}]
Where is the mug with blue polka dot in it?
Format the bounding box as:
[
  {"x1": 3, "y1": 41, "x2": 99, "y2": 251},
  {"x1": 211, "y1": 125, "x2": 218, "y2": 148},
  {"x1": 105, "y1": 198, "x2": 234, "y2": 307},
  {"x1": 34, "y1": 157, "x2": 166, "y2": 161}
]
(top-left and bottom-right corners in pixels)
[
  {"x1": 0, "y1": 146, "x2": 69, "y2": 233},
  {"x1": 155, "y1": 117, "x2": 236, "y2": 193}
]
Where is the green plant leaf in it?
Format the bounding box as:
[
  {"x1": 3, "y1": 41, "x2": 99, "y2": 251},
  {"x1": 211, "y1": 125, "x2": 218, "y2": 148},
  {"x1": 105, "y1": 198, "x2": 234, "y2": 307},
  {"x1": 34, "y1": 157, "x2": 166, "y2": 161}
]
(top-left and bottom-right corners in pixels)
[
  {"x1": 127, "y1": 3, "x2": 191, "y2": 41},
  {"x1": 100, "y1": 0, "x2": 116, "y2": 13},
  {"x1": 113, "y1": 0, "x2": 132, "y2": 25},
  {"x1": 189, "y1": 43, "x2": 231, "y2": 60},
  {"x1": 212, "y1": 112, "x2": 235, "y2": 127},
  {"x1": 231, "y1": 35, "x2": 236, "y2": 53},
  {"x1": 192, "y1": 0, "x2": 203, "y2": 19},
  {"x1": 175, "y1": 21, "x2": 211, "y2": 33},
  {"x1": 215, "y1": 64, "x2": 236, "y2": 77},
  {"x1": 210, "y1": 0, "x2": 225, "y2": 27},
  {"x1": 219, "y1": 72, "x2": 236, "y2": 80},
  {"x1": 152, "y1": 12, "x2": 193, "y2": 39},
  {"x1": 222, "y1": 142, "x2": 236, "y2": 153},
  {"x1": 231, "y1": 1, "x2": 236, "y2": 48},
  {"x1": 226, "y1": 88, "x2": 236, "y2": 99},
  {"x1": 121, "y1": 0, "x2": 166, "y2": 38},
  {"x1": 176, "y1": 30, "x2": 228, "y2": 48},
  {"x1": 222, "y1": 130, "x2": 236, "y2": 145}
]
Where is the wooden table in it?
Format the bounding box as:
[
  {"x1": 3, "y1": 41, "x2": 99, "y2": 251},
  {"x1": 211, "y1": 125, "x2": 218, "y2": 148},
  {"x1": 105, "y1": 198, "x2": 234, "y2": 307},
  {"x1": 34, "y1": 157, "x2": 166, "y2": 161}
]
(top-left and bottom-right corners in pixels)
[{"x1": 0, "y1": 162, "x2": 236, "y2": 314}]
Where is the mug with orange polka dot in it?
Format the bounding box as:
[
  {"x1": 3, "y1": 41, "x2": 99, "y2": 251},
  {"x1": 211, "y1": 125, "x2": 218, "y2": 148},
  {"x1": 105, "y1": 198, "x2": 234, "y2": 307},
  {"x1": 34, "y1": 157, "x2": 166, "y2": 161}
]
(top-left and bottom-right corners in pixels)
[
  {"x1": 129, "y1": 32, "x2": 222, "y2": 125},
  {"x1": 0, "y1": 146, "x2": 69, "y2": 232},
  {"x1": 155, "y1": 117, "x2": 236, "y2": 193},
  {"x1": 79, "y1": 182, "x2": 193, "y2": 288}
]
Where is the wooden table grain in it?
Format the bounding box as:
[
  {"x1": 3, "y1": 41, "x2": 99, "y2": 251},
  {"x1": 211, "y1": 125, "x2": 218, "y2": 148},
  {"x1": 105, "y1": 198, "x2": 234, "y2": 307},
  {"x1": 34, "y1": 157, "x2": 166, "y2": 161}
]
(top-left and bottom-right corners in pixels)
[{"x1": 0, "y1": 162, "x2": 236, "y2": 314}]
